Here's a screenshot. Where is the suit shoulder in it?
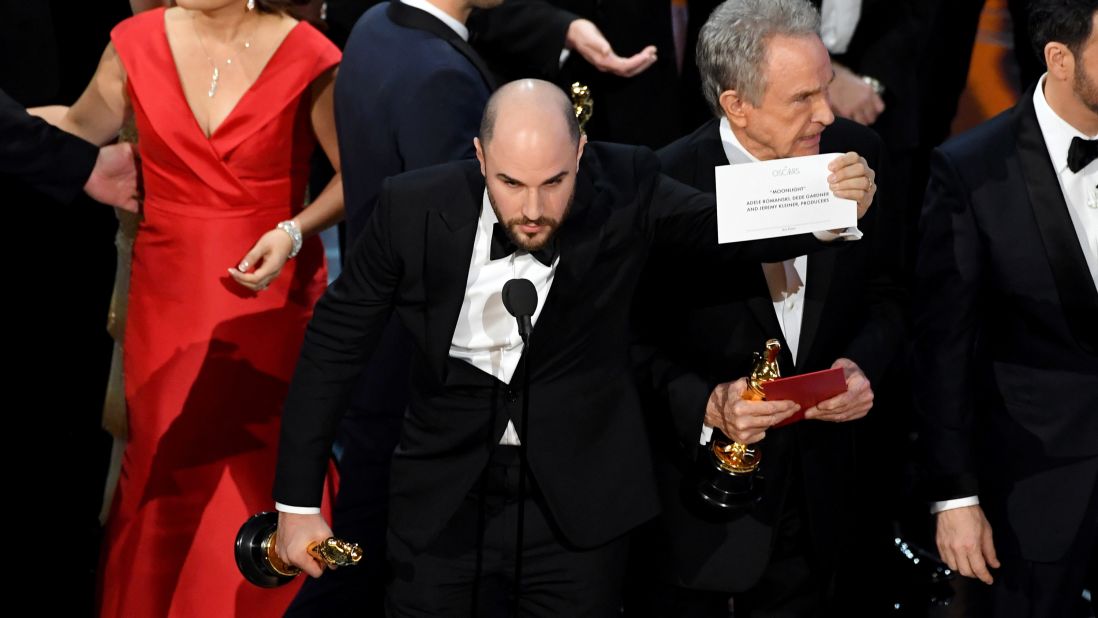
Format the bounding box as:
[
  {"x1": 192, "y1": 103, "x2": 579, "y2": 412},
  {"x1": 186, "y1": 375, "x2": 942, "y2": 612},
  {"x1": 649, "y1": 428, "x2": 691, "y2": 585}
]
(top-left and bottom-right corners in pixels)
[
  {"x1": 657, "y1": 118, "x2": 720, "y2": 179},
  {"x1": 345, "y1": 7, "x2": 483, "y2": 82},
  {"x1": 386, "y1": 159, "x2": 479, "y2": 198},
  {"x1": 584, "y1": 142, "x2": 660, "y2": 186},
  {"x1": 937, "y1": 109, "x2": 1015, "y2": 167}
]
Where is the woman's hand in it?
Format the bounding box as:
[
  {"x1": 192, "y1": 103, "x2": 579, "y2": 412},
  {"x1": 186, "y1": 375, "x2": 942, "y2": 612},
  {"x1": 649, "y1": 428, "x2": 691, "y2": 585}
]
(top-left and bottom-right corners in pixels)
[{"x1": 228, "y1": 228, "x2": 294, "y2": 292}]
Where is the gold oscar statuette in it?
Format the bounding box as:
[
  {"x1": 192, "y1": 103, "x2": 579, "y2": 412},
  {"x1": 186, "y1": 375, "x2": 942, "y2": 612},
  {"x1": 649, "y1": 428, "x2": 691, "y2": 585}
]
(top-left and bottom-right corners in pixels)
[
  {"x1": 235, "y1": 511, "x2": 364, "y2": 588},
  {"x1": 570, "y1": 82, "x2": 593, "y2": 131},
  {"x1": 697, "y1": 339, "x2": 782, "y2": 510}
]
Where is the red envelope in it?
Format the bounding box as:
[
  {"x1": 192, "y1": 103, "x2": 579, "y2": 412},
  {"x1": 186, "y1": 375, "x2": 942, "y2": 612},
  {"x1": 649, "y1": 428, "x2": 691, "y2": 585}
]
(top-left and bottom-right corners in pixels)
[{"x1": 763, "y1": 367, "x2": 848, "y2": 427}]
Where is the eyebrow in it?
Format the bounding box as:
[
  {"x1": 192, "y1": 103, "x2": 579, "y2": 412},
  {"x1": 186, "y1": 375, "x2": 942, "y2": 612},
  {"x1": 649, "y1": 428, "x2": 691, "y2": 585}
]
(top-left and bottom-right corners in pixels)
[
  {"x1": 496, "y1": 171, "x2": 570, "y2": 186},
  {"x1": 791, "y1": 75, "x2": 832, "y2": 101}
]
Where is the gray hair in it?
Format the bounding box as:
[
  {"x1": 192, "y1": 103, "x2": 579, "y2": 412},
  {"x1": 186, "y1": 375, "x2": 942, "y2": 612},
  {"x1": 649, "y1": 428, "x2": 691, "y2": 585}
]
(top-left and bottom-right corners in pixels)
[{"x1": 697, "y1": 0, "x2": 821, "y2": 114}]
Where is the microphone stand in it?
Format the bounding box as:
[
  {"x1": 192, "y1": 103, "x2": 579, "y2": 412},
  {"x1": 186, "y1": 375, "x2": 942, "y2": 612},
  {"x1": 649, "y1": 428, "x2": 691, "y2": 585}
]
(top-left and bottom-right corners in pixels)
[{"x1": 512, "y1": 331, "x2": 531, "y2": 616}]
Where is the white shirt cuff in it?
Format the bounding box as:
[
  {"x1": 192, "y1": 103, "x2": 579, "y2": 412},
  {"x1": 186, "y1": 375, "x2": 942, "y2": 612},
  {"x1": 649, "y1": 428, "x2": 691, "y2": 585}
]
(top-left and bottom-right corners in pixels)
[
  {"x1": 275, "y1": 502, "x2": 321, "y2": 515},
  {"x1": 930, "y1": 495, "x2": 979, "y2": 514},
  {"x1": 813, "y1": 226, "x2": 863, "y2": 242},
  {"x1": 699, "y1": 423, "x2": 714, "y2": 446},
  {"x1": 559, "y1": 48, "x2": 571, "y2": 67}
]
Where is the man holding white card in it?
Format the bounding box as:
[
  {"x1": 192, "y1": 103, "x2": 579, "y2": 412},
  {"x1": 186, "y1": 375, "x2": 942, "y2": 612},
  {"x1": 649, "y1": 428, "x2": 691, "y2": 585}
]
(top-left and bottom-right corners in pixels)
[{"x1": 627, "y1": 1, "x2": 905, "y2": 615}]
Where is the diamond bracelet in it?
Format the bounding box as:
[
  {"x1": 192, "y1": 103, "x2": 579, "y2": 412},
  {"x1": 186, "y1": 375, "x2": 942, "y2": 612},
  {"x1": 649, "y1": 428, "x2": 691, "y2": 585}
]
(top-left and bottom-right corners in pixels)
[{"x1": 277, "y1": 220, "x2": 303, "y2": 259}]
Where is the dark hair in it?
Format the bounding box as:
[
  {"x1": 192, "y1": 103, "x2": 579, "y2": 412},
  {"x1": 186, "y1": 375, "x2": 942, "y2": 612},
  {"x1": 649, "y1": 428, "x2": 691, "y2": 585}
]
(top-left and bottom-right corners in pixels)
[
  {"x1": 254, "y1": 0, "x2": 312, "y2": 14},
  {"x1": 1028, "y1": 0, "x2": 1098, "y2": 65}
]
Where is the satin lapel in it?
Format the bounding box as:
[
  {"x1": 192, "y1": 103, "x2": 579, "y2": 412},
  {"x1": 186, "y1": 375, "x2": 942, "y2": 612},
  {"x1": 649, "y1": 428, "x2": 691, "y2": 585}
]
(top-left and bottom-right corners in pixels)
[
  {"x1": 387, "y1": 1, "x2": 498, "y2": 90},
  {"x1": 797, "y1": 248, "x2": 837, "y2": 370},
  {"x1": 425, "y1": 163, "x2": 483, "y2": 380},
  {"x1": 745, "y1": 288, "x2": 791, "y2": 366},
  {"x1": 526, "y1": 158, "x2": 601, "y2": 347},
  {"x1": 1014, "y1": 89, "x2": 1098, "y2": 353}
]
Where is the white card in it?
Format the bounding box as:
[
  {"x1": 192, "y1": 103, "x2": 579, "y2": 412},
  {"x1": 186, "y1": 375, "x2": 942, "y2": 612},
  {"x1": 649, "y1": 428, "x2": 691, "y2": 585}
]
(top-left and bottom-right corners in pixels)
[{"x1": 715, "y1": 153, "x2": 856, "y2": 243}]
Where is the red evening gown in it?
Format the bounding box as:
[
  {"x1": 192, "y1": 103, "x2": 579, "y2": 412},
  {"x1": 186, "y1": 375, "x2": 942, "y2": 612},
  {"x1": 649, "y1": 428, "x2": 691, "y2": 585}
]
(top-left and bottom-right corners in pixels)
[{"x1": 99, "y1": 9, "x2": 340, "y2": 616}]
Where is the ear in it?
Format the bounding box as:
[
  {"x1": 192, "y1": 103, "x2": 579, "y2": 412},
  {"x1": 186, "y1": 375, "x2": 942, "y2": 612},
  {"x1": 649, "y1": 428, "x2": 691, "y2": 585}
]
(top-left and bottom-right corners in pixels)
[
  {"x1": 576, "y1": 133, "x2": 588, "y2": 168},
  {"x1": 1044, "y1": 41, "x2": 1073, "y2": 83},
  {"x1": 474, "y1": 137, "x2": 486, "y2": 176},
  {"x1": 719, "y1": 89, "x2": 750, "y2": 129}
]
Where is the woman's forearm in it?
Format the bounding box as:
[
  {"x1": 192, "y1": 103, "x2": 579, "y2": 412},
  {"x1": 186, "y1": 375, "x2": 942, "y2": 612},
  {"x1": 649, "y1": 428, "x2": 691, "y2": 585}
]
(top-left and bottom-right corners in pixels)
[{"x1": 293, "y1": 173, "x2": 344, "y2": 239}]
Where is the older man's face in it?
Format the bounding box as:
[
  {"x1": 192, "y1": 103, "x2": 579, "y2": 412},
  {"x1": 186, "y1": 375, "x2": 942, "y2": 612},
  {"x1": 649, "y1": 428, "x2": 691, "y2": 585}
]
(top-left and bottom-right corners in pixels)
[{"x1": 737, "y1": 34, "x2": 836, "y2": 160}]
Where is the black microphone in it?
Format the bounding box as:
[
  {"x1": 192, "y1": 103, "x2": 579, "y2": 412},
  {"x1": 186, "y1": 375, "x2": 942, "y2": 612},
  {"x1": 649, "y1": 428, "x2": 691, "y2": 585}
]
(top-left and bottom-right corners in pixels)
[
  {"x1": 502, "y1": 278, "x2": 537, "y2": 343},
  {"x1": 501, "y1": 277, "x2": 538, "y2": 613}
]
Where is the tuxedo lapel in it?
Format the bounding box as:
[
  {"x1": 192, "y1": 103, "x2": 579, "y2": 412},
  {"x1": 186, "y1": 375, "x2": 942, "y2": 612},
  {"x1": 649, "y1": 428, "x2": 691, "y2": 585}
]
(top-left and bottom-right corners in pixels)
[
  {"x1": 1013, "y1": 89, "x2": 1098, "y2": 353},
  {"x1": 797, "y1": 248, "x2": 837, "y2": 370},
  {"x1": 387, "y1": 1, "x2": 498, "y2": 90},
  {"x1": 424, "y1": 164, "x2": 483, "y2": 380}
]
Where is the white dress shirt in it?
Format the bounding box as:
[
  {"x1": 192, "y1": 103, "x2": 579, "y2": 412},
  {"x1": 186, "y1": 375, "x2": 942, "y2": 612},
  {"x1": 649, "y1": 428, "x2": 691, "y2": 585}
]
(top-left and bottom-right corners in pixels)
[
  {"x1": 699, "y1": 118, "x2": 860, "y2": 445},
  {"x1": 820, "y1": 0, "x2": 862, "y2": 55},
  {"x1": 278, "y1": 192, "x2": 557, "y2": 514},
  {"x1": 402, "y1": 0, "x2": 469, "y2": 40},
  {"x1": 931, "y1": 76, "x2": 1098, "y2": 515}
]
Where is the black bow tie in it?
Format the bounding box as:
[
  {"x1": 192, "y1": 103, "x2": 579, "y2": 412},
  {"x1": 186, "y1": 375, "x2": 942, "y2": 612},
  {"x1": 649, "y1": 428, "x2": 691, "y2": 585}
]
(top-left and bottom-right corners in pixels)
[
  {"x1": 1068, "y1": 136, "x2": 1098, "y2": 173},
  {"x1": 490, "y1": 222, "x2": 558, "y2": 267}
]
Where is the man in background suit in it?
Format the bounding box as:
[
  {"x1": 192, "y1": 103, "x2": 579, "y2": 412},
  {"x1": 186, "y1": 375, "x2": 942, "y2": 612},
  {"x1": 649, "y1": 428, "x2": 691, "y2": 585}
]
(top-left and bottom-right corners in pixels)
[
  {"x1": 274, "y1": 79, "x2": 877, "y2": 615},
  {"x1": 915, "y1": 1, "x2": 1098, "y2": 615},
  {"x1": 627, "y1": 1, "x2": 905, "y2": 615}
]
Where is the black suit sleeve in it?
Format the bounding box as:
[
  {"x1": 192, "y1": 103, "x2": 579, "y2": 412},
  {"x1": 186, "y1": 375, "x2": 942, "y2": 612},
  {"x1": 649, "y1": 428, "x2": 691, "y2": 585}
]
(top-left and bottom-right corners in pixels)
[
  {"x1": 468, "y1": 0, "x2": 577, "y2": 81},
  {"x1": 274, "y1": 178, "x2": 404, "y2": 507},
  {"x1": 912, "y1": 148, "x2": 983, "y2": 501},
  {"x1": 0, "y1": 88, "x2": 98, "y2": 203}
]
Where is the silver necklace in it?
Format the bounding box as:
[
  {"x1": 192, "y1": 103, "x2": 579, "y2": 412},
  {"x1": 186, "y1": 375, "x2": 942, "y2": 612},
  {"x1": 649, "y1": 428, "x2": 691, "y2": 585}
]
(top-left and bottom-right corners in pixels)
[{"x1": 191, "y1": 14, "x2": 254, "y2": 98}]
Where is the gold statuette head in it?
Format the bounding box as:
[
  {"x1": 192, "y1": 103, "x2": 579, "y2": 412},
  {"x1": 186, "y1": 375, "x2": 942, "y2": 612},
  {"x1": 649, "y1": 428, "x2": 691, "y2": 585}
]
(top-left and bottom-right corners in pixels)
[{"x1": 570, "y1": 82, "x2": 593, "y2": 131}]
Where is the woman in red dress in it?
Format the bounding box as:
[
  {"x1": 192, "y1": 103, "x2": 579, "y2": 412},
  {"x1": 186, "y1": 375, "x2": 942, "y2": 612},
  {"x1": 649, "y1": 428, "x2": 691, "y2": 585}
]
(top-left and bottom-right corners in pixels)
[{"x1": 33, "y1": 1, "x2": 342, "y2": 615}]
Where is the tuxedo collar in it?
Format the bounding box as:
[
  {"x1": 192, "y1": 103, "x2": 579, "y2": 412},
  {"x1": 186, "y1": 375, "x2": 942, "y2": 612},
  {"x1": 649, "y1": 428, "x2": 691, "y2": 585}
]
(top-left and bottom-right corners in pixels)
[
  {"x1": 387, "y1": 1, "x2": 498, "y2": 90},
  {"x1": 1013, "y1": 83, "x2": 1098, "y2": 353}
]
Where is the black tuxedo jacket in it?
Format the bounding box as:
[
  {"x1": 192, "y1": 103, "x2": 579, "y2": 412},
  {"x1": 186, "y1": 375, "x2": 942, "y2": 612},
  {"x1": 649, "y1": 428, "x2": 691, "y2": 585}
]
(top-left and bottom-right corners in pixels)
[
  {"x1": 0, "y1": 88, "x2": 97, "y2": 204},
  {"x1": 914, "y1": 86, "x2": 1098, "y2": 563},
  {"x1": 630, "y1": 117, "x2": 905, "y2": 591},
  {"x1": 275, "y1": 142, "x2": 826, "y2": 552}
]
